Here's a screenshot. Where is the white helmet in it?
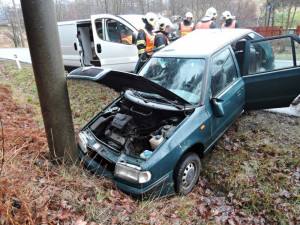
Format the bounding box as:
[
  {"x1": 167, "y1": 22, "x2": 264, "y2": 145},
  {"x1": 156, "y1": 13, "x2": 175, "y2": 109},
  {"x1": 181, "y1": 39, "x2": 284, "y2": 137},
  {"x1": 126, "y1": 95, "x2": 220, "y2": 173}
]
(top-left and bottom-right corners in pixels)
[
  {"x1": 158, "y1": 18, "x2": 170, "y2": 31},
  {"x1": 185, "y1": 12, "x2": 193, "y2": 19},
  {"x1": 222, "y1": 11, "x2": 232, "y2": 20},
  {"x1": 144, "y1": 12, "x2": 157, "y2": 27},
  {"x1": 205, "y1": 7, "x2": 218, "y2": 20}
]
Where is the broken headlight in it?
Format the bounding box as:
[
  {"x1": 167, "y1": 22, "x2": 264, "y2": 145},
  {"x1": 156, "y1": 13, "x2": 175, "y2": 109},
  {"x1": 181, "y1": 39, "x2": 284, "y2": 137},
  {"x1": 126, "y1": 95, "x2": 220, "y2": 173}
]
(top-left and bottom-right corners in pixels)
[
  {"x1": 115, "y1": 162, "x2": 151, "y2": 184},
  {"x1": 78, "y1": 131, "x2": 88, "y2": 153}
]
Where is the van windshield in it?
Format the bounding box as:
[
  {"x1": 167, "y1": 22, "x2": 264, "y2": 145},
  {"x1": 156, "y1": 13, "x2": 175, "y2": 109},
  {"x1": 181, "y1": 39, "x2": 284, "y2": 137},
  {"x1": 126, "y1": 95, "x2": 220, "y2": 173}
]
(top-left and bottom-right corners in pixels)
[{"x1": 139, "y1": 57, "x2": 205, "y2": 105}]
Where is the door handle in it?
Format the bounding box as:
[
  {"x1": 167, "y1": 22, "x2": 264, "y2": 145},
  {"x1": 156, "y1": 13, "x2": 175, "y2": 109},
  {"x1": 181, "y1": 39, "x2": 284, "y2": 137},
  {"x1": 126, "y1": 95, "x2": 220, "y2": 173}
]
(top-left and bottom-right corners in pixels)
[
  {"x1": 97, "y1": 44, "x2": 101, "y2": 53},
  {"x1": 237, "y1": 88, "x2": 243, "y2": 96}
]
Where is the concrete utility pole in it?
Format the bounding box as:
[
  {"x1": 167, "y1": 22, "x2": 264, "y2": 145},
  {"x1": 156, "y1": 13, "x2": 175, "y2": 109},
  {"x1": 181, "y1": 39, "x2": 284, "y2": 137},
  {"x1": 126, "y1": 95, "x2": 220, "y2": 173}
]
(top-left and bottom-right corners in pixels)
[{"x1": 20, "y1": 0, "x2": 78, "y2": 164}]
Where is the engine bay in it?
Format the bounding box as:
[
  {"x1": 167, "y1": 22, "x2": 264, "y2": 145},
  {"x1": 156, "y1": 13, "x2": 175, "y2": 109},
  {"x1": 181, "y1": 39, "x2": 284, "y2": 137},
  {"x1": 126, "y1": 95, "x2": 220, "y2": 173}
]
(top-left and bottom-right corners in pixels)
[{"x1": 89, "y1": 96, "x2": 187, "y2": 158}]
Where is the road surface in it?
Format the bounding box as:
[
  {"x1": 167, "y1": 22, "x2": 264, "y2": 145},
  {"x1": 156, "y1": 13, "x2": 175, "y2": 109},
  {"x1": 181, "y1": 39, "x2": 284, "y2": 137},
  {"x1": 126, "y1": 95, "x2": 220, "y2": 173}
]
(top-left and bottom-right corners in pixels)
[{"x1": 0, "y1": 48, "x2": 31, "y2": 63}]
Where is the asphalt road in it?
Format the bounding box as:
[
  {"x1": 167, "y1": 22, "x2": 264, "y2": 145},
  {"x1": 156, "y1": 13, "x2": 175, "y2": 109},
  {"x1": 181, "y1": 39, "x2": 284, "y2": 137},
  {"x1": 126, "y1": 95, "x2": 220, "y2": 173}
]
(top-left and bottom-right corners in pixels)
[
  {"x1": 0, "y1": 48, "x2": 31, "y2": 63},
  {"x1": 0, "y1": 48, "x2": 299, "y2": 117}
]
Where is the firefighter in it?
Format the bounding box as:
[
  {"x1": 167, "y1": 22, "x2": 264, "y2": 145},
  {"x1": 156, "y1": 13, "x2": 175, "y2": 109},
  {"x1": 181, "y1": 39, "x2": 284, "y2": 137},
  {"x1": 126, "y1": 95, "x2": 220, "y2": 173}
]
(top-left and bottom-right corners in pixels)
[
  {"x1": 136, "y1": 12, "x2": 157, "y2": 71},
  {"x1": 221, "y1": 11, "x2": 239, "y2": 28},
  {"x1": 195, "y1": 7, "x2": 217, "y2": 29},
  {"x1": 179, "y1": 12, "x2": 195, "y2": 37},
  {"x1": 121, "y1": 29, "x2": 132, "y2": 45},
  {"x1": 154, "y1": 18, "x2": 170, "y2": 49}
]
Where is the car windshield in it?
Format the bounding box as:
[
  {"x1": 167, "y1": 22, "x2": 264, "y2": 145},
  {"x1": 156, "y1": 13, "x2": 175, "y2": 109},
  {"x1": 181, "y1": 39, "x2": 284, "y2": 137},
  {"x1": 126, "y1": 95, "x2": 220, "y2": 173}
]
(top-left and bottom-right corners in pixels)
[{"x1": 138, "y1": 57, "x2": 205, "y2": 105}]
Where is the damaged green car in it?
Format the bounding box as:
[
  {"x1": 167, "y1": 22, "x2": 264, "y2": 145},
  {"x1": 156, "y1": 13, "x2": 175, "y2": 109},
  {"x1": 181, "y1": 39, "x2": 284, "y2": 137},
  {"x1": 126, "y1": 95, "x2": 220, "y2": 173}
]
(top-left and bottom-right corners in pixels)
[{"x1": 68, "y1": 29, "x2": 300, "y2": 197}]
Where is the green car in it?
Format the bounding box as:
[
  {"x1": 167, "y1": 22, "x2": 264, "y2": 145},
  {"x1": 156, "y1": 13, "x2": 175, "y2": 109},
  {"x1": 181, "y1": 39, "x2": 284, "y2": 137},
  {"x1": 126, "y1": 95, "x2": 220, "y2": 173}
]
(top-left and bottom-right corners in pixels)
[{"x1": 68, "y1": 29, "x2": 300, "y2": 197}]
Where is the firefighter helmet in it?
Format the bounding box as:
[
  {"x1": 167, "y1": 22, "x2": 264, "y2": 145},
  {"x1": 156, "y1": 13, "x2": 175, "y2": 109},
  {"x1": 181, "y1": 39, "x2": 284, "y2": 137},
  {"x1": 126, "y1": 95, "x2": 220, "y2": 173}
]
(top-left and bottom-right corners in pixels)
[
  {"x1": 222, "y1": 11, "x2": 232, "y2": 20},
  {"x1": 144, "y1": 12, "x2": 157, "y2": 27},
  {"x1": 158, "y1": 18, "x2": 170, "y2": 31},
  {"x1": 185, "y1": 12, "x2": 193, "y2": 19},
  {"x1": 205, "y1": 7, "x2": 218, "y2": 20}
]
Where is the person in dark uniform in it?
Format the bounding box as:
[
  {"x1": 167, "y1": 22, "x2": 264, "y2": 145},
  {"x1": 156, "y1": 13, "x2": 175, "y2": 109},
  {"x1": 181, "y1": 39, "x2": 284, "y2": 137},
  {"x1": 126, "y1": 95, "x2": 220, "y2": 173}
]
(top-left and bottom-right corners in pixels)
[
  {"x1": 195, "y1": 7, "x2": 217, "y2": 29},
  {"x1": 221, "y1": 11, "x2": 239, "y2": 28},
  {"x1": 179, "y1": 12, "x2": 195, "y2": 37},
  {"x1": 136, "y1": 12, "x2": 157, "y2": 71},
  {"x1": 154, "y1": 18, "x2": 170, "y2": 49}
]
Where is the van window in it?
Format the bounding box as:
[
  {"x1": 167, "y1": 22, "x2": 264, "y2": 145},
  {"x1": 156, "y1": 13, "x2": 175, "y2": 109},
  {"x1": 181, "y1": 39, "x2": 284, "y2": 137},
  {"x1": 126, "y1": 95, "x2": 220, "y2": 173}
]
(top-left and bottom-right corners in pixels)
[
  {"x1": 95, "y1": 19, "x2": 103, "y2": 39},
  {"x1": 119, "y1": 23, "x2": 133, "y2": 45},
  {"x1": 105, "y1": 19, "x2": 121, "y2": 43}
]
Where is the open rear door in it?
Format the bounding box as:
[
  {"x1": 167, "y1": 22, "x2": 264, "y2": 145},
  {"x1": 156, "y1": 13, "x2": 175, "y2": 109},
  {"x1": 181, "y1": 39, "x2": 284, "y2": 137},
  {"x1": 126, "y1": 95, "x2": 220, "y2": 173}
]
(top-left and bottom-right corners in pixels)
[{"x1": 243, "y1": 34, "x2": 300, "y2": 110}]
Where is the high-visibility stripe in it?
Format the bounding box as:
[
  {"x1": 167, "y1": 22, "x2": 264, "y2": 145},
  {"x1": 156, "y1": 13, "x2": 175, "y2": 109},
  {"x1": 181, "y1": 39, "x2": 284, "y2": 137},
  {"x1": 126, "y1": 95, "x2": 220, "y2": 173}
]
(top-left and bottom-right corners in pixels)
[
  {"x1": 138, "y1": 49, "x2": 145, "y2": 54},
  {"x1": 157, "y1": 44, "x2": 165, "y2": 48},
  {"x1": 137, "y1": 40, "x2": 146, "y2": 45}
]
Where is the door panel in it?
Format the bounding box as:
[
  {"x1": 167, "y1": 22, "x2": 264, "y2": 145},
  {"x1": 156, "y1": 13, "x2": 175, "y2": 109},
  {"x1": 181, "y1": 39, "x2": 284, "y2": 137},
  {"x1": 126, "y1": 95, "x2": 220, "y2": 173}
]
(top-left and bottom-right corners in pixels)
[
  {"x1": 243, "y1": 35, "x2": 300, "y2": 110},
  {"x1": 91, "y1": 15, "x2": 138, "y2": 72},
  {"x1": 209, "y1": 48, "x2": 245, "y2": 139}
]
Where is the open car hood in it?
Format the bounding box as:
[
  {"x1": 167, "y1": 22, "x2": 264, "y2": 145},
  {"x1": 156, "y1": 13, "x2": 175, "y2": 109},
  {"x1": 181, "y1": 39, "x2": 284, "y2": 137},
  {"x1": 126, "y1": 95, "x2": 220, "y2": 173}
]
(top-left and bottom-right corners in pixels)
[{"x1": 67, "y1": 67, "x2": 190, "y2": 104}]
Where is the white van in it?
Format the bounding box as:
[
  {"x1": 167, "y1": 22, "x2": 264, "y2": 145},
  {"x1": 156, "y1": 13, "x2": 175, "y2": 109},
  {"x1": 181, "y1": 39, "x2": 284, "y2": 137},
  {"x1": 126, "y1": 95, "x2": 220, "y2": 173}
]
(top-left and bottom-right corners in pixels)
[{"x1": 58, "y1": 14, "x2": 144, "y2": 72}]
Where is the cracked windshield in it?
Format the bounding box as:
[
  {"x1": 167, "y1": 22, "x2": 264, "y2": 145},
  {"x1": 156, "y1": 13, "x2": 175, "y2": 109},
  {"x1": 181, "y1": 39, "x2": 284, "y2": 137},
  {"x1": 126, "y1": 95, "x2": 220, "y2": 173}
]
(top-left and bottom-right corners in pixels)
[{"x1": 139, "y1": 58, "x2": 205, "y2": 105}]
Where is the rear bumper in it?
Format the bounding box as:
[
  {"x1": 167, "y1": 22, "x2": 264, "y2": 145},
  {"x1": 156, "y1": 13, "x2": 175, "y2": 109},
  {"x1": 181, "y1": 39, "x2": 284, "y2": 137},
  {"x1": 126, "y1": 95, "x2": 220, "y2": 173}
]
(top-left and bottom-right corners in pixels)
[{"x1": 78, "y1": 147, "x2": 175, "y2": 198}]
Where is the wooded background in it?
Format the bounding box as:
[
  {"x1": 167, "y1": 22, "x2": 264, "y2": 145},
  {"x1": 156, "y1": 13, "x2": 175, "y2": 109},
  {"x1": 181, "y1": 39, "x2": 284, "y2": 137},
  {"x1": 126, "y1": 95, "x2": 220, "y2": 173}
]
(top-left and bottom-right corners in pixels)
[{"x1": 0, "y1": 0, "x2": 300, "y2": 47}]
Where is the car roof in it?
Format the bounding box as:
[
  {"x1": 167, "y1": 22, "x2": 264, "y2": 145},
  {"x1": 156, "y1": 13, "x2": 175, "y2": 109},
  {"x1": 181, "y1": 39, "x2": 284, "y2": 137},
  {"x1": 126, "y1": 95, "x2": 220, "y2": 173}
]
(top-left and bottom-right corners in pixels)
[{"x1": 154, "y1": 29, "x2": 253, "y2": 58}]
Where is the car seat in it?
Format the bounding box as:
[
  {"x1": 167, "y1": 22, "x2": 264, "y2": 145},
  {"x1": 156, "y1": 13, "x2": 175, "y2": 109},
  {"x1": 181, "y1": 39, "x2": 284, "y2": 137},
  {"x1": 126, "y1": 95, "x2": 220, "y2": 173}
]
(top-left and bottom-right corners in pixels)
[{"x1": 234, "y1": 40, "x2": 246, "y2": 75}]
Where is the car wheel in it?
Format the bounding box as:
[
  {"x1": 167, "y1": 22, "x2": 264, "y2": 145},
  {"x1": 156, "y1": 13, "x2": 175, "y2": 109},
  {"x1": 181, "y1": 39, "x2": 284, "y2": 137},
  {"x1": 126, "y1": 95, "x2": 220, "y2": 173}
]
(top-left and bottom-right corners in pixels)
[{"x1": 174, "y1": 152, "x2": 201, "y2": 195}]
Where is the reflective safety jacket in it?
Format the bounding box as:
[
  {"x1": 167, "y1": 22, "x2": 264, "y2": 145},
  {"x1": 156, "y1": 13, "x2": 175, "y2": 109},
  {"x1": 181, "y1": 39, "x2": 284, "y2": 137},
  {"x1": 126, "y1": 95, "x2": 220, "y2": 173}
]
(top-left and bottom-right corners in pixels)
[
  {"x1": 180, "y1": 22, "x2": 194, "y2": 36},
  {"x1": 195, "y1": 21, "x2": 214, "y2": 29},
  {"x1": 137, "y1": 28, "x2": 155, "y2": 57},
  {"x1": 221, "y1": 20, "x2": 237, "y2": 29},
  {"x1": 154, "y1": 32, "x2": 169, "y2": 49},
  {"x1": 121, "y1": 33, "x2": 132, "y2": 45}
]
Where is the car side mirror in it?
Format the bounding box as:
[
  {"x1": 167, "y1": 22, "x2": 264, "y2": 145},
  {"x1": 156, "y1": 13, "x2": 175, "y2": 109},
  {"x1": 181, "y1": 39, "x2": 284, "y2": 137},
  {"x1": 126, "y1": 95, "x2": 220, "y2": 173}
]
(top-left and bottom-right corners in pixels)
[
  {"x1": 211, "y1": 98, "x2": 224, "y2": 118},
  {"x1": 74, "y1": 42, "x2": 77, "y2": 51}
]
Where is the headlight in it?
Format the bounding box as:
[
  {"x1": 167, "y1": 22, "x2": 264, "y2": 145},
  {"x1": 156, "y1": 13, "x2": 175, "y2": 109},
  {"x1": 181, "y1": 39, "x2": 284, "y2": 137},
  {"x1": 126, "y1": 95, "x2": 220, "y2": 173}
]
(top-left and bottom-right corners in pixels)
[
  {"x1": 115, "y1": 162, "x2": 152, "y2": 184},
  {"x1": 78, "y1": 131, "x2": 88, "y2": 153}
]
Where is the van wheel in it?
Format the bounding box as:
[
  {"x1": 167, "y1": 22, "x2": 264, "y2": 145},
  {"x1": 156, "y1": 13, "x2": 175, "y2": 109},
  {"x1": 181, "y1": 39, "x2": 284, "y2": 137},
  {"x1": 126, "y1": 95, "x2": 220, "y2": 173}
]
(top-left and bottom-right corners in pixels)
[{"x1": 174, "y1": 152, "x2": 201, "y2": 195}]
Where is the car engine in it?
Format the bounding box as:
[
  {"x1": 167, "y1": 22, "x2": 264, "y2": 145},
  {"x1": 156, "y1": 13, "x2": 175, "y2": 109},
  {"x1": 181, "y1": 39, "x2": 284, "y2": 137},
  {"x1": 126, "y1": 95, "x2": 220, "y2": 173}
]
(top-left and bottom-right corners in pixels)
[{"x1": 88, "y1": 97, "x2": 186, "y2": 157}]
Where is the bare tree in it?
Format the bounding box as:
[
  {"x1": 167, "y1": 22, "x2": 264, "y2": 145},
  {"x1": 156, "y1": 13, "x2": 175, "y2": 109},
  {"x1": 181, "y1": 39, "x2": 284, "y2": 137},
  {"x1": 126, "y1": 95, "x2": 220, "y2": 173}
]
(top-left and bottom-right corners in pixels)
[{"x1": 1, "y1": 5, "x2": 20, "y2": 47}]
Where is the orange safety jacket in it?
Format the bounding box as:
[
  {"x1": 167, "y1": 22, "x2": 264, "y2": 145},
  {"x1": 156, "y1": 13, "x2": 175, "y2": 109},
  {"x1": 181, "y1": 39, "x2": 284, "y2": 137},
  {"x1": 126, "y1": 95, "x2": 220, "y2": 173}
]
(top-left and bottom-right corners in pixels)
[
  {"x1": 221, "y1": 20, "x2": 236, "y2": 29},
  {"x1": 180, "y1": 22, "x2": 194, "y2": 36},
  {"x1": 138, "y1": 28, "x2": 155, "y2": 55},
  {"x1": 195, "y1": 21, "x2": 213, "y2": 29},
  {"x1": 121, "y1": 34, "x2": 132, "y2": 45}
]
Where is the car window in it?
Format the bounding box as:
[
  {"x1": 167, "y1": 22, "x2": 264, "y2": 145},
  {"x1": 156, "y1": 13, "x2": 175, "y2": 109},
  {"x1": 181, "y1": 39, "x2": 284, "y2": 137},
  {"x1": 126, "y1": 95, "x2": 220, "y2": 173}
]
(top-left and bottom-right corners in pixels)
[
  {"x1": 95, "y1": 19, "x2": 103, "y2": 39},
  {"x1": 105, "y1": 19, "x2": 121, "y2": 43},
  {"x1": 119, "y1": 22, "x2": 133, "y2": 45},
  {"x1": 248, "y1": 32, "x2": 262, "y2": 40},
  {"x1": 296, "y1": 40, "x2": 300, "y2": 66},
  {"x1": 248, "y1": 37, "x2": 298, "y2": 74},
  {"x1": 211, "y1": 49, "x2": 238, "y2": 97},
  {"x1": 139, "y1": 58, "x2": 205, "y2": 104}
]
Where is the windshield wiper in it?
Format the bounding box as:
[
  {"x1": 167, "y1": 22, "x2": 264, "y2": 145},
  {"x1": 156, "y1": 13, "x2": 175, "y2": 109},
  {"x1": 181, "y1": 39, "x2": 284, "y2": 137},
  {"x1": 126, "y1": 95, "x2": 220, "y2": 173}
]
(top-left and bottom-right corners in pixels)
[
  {"x1": 131, "y1": 90, "x2": 149, "y2": 103},
  {"x1": 143, "y1": 94, "x2": 187, "y2": 110}
]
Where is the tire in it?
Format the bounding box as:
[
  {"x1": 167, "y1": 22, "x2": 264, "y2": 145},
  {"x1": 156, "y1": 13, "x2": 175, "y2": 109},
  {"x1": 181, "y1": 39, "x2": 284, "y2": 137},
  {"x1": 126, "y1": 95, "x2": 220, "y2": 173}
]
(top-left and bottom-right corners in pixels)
[{"x1": 174, "y1": 152, "x2": 201, "y2": 195}]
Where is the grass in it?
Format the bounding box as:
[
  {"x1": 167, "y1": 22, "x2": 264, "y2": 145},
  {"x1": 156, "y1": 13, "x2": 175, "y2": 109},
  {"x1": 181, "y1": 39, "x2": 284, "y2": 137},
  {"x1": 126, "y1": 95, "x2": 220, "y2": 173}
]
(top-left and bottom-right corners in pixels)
[
  {"x1": 0, "y1": 61, "x2": 299, "y2": 224},
  {"x1": 202, "y1": 111, "x2": 300, "y2": 222}
]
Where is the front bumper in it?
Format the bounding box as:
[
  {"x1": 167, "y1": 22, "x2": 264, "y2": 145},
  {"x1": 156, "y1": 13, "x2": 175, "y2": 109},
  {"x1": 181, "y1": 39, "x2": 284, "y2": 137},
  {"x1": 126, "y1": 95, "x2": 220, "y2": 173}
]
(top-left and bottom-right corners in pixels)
[{"x1": 78, "y1": 147, "x2": 175, "y2": 198}]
